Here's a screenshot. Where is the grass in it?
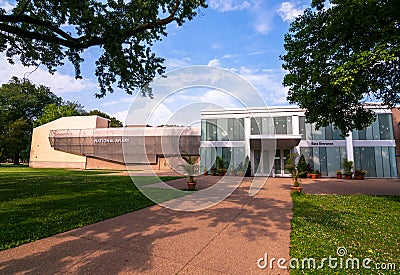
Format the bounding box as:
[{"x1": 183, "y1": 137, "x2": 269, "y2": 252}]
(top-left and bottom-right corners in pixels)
[
  {"x1": 0, "y1": 166, "x2": 183, "y2": 251},
  {"x1": 290, "y1": 193, "x2": 400, "y2": 274}
]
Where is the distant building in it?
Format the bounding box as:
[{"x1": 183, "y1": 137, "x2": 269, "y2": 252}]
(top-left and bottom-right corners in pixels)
[
  {"x1": 200, "y1": 106, "x2": 399, "y2": 178},
  {"x1": 30, "y1": 106, "x2": 400, "y2": 178},
  {"x1": 29, "y1": 116, "x2": 200, "y2": 171}
]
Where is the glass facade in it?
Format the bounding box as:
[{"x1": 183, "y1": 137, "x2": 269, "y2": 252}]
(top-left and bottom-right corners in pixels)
[
  {"x1": 201, "y1": 109, "x2": 398, "y2": 178},
  {"x1": 200, "y1": 146, "x2": 245, "y2": 172},
  {"x1": 251, "y1": 116, "x2": 292, "y2": 135},
  {"x1": 300, "y1": 147, "x2": 347, "y2": 177},
  {"x1": 352, "y1": 114, "x2": 394, "y2": 140},
  {"x1": 202, "y1": 118, "x2": 244, "y2": 141},
  {"x1": 299, "y1": 117, "x2": 344, "y2": 140},
  {"x1": 354, "y1": 146, "x2": 397, "y2": 177}
]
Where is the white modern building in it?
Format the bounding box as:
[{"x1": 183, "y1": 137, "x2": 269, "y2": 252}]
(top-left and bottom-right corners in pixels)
[{"x1": 200, "y1": 106, "x2": 398, "y2": 178}]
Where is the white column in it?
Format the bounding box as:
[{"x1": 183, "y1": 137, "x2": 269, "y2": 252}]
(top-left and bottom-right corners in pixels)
[
  {"x1": 292, "y1": 115, "x2": 300, "y2": 135},
  {"x1": 346, "y1": 132, "x2": 354, "y2": 162},
  {"x1": 244, "y1": 117, "x2": 251, "y2": 158}
]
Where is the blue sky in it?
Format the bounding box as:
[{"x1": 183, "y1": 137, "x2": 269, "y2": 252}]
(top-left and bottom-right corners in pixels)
[{"x1": 0, "y1": 0, "x2": 311, "y2": 123}]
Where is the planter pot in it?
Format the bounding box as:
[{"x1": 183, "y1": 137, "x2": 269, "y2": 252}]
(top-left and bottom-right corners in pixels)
[
  {"x1": 218, "y1": 172, "x2": 225, "y2": 176},
  {"x1": 310, "y1": 174, "x2": 318, "y2": 179},
  {"x1": 318, "y1": 172, "x2": 322, "y2": 178},
  {"x1": 306, "y1": 172, "x2": 311, "y2": 178},
  {"x1": 203, "y1": 171, "x2": 208, "y2": 176},
  {"x1": 291, "y1": 186, "x2": 303, "y2": 193},
  {"x1": 336, "y1": 174, "x2": 342, "y2": 179},
  {"x1": 355, "y1": 174, "x2": 365, "y2": 180},
  {"x1": 344, "y1": 175, "x2": 352, "y2": 180},
  {"x1": 187, "y1": 182, "x2": 196, "y2": 190}
]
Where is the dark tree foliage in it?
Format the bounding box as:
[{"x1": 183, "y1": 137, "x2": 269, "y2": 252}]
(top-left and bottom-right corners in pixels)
[
  {"x1": 281, "y1": 0, "x2": 400, "y2": 135},
  {"x1": 0, "y1": 0, "x2": 207, "y2": 97},
  {"x1": 0, "y1": 77, "x2": 60, "y2": 163}
]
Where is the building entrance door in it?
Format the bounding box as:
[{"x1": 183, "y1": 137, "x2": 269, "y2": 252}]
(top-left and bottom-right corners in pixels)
[{"x1": 274, "y1": 149, "x2": 291, "y2": 177}]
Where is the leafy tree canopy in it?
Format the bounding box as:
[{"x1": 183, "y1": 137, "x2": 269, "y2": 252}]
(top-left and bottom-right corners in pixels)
[
  {"x1": 0, "y1": 77, "x2": 60, "y2": 163},
  {"x1": 34, "y1": 101, "x2": 86, "y2": 127},
  {"x1": 281, "y1": 0, "x2": 400, "y2": 135},
  {"x1": 0, "y1": 0, "x2": 207, "y2": 97}
]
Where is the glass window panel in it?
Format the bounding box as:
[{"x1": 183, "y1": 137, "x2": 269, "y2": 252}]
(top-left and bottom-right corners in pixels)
[
  {"x1": 372, "y1": 118, "x2": 380, "y2": 140},
  {"x1": 326, "y1": 147, "x2": 340, "y2": 177},
  {"x1": 312, "y1": 147, "x2": 320, "y2": 171},
  {"x1": 217, "y1": 118, "x2": 229, "y2": 141},
  {"x1": 354, "y1": 147, "x2": 361, "y2": 173},
  {"x1": 299, "y1": 116, "x2": 306, "y2": 140},
  {"x1": 374, "y1": 147, "x2": 384, "y2": 177},
  {"x1": 312, "y1": 124, "x2": 324, "y2": 140},
  {"x1": 236, "y1": 118, "x2": 245, "y2": 140},
  {"x1": 358, "y1": 129, "x2": 366, "y2": 140},
  {"x1": 319, "y1": 147, "x2": 328, "y2": 176},
  {"x1": 251, "y1": 117, "x2": 261, "y2": 135},
  {"x1": 262, "y1": 149, "x2": 272, "y2": 175},
  {"x1": 305, "y1": 123, "x2": 313, "y2": 140},
  {"x1": 352, "y1": 129, "x2": 359, "y2": 140},
  {"x1": 325, "y1": 125, "x2": 333, "y2": 140},
  {"x1": 366, "y1": 125, "x2": 373, "y2": 140},
  {"x1": 206, "y1": 119, "x2": 217, "y2": 141},
  {"x1": 287, "y1": 117, "x2": 293, "y2": 134},
  {"x1": 300, "y1": 147, "x2": 314, "y2": 168},
  {"x1": 361, "y1": 147, "x2": 376, "y2": 177},
  {"x1": 332, "y1": 126, "x2": 345, "y2": 140},
  {"x1": 262, "y1": 117, "x2": 274, "y2": 135},
  {"x1": 201, "y1": 120, "x2": 206, "y2": 141},
  {"x1": 381, "y1": 147, "x2": 390, "y2": 177},
  {"x1": 283, "y1": 149, "x2": 291, "y2": 174},
  {"x1": 254, "y1": 149, "x2": 261, "y2": 174},
  {"x1": 274, "y1": 150, "x2": 281, "y2": 174},
  {"x1": 389, "y1": 147, "x2": 397, "y2": 177},
  {"x1": 274, "y1": 117, "x2": 288, "y2": 135},
  {"x1": 379, "y1": 114, "x2": 394, "y2": 140}
]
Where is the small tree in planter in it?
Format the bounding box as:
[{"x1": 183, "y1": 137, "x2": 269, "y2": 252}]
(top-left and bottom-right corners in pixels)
[
  {"x1": 297, "y1": 154, "x2": 307, "y2": 178},
  {"x1": 306, "y1": 162, "x2": 313, "y2": 178},
  {"x1": 285, "y1": 153, "x2": 305, "y2": 192},
  {"x1": 336, "y1": 170, "x2": 342, "y2": 179},
  {"x1": 343, "y1": 158, "x2": 354, "y2": 179},
  {"x1": 216, "y1": 156, "x2": 227, "y2": 176},
  {"x1": 311, "y1": 170, "x2": 319, "y2": 179},
  {"x1": 236, "y1": 162, "x2": 244, "y2": 176},
  {"x1": 180, "y1": 151, "x2": 199, "y2": 190}
]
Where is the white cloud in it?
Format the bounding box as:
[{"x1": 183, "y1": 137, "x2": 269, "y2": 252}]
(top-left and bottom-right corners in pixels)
[
  {"x1": 164, "y1": 57, "x2": 191, "y2": 69},
  {"x1": 277, "y1": 2, "x2": 305, "y2": 22},
  {"x1": 0, "y1": 0, "x2": 14, "y2": 12},
  {"x1": 207, "y1": 58, "x2": 221, "y2": 67},
  {"x1": 209, "y1": 0, "x2": 251, "y2": 12},
  {"x1": 0, "y1": 56, "x2": 97, "y2": 95},
  {"x1": 148, "y1": 103, "x2": 174, "y2": 126},
  {"x1": 238, "y1": 67, "x2": 289, "y2": 105}
]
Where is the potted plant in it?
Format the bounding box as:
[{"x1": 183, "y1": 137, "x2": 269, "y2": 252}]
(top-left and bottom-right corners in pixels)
[
  {"x1": 216, "y1": 156, "x2": 227, "y2": 176},
  {"x1": 306, "y1": 162, "x2": 313, "y2": 178},
  {"x1": 336, "y1": 170, "x2": 342, "y2": 179},
  {"x1": 203, "y1": 167, "x2": 208, "y2": 175},
  {"x1": 354, "y1": 169, "x2": 367, "y2": 180},
  {"x1": 310, "y1": 170, "x2": 318, "y2": 179},
  {"x1": 343, "y1": 158, "x2": 354, "y2": 180},
  {"x1": 285, "y1": 153, "x2": 305, "y2": 193},
  {"x1": 297, "y1": 154, "x2": 307, "y2": 178},
  {"x1": 180, "y1": 151, "x2": 199, "y2": 190},
  {"x1": 211, "y1": 167, "x2": 217, "y2": 176}
]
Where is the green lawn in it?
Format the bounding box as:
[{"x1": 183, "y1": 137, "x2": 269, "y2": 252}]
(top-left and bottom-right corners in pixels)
[
  {"x1": 291, "y1": 194, "x2": 400, "y2": 274},
  {"x1": 0, "y1": 166, "x2": 183, "y2": 251}
]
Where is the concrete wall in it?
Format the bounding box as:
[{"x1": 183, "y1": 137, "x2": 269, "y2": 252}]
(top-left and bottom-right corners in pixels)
[{"x1": 29, "y1": 116, "x2": 109, "y2": 169}]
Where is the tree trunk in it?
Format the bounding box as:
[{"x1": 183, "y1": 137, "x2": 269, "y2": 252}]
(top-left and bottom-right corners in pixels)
[{"x1": 13, "y1": 150, "x2": 20, "y2": 165}]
